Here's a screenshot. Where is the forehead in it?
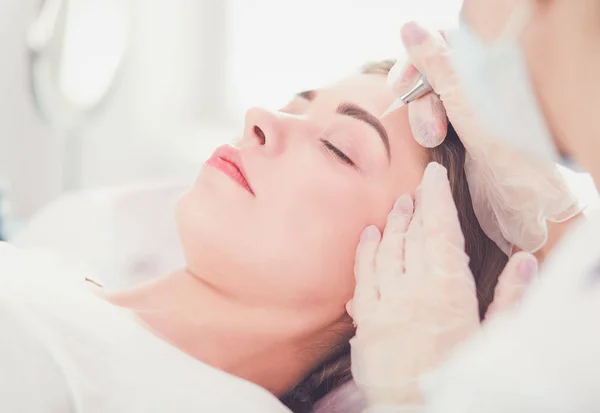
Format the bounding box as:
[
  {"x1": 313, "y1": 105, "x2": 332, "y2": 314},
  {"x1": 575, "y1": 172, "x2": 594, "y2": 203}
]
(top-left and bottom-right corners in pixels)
[{"x1": 320, "y1": 73, "x2": 396, "y2": 119}]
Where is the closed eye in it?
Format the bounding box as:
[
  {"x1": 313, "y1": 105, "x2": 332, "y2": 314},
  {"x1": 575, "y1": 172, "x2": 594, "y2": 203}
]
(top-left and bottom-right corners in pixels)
[{"x1": 321, "y1": 139, "x2": 356, "y2": 168}]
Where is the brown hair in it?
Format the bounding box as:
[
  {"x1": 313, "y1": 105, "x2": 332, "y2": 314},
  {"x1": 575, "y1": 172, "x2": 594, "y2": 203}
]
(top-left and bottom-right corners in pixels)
[{"x1": 282, "y1": 60, "x2": 508, "y2": 412}]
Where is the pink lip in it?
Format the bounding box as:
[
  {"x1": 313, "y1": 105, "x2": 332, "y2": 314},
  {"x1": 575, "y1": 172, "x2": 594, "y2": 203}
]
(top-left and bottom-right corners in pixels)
[{"x1": 206, "y1": 145, "x2": 254, "y2": 195}]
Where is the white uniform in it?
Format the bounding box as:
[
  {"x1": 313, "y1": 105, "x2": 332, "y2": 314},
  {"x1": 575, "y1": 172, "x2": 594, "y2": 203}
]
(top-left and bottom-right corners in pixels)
[
  {"x1": 0, "y1": 243, "x2": 291, "y2": 413},
  {"x1": 425, "y1": 211, "x2": 600, "y2": 412}
]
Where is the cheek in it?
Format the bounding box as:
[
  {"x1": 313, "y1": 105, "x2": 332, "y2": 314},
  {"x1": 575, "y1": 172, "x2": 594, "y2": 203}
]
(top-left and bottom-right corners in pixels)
[
  {"x1": 255, "y1": 157, "x2": 382, "y2": 303},
  {"x1": 175, "y1": 184, "x2": 251, "y2": 272}
]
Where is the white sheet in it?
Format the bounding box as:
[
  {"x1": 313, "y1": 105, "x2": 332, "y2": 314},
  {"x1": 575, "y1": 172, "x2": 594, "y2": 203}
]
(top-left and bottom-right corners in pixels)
[
  {"x1": 11, "y1": 184, "x2": 187, "y2": 289},
  {"x1": 0, "y1": 243, "x2": 290, "y2": 413}
]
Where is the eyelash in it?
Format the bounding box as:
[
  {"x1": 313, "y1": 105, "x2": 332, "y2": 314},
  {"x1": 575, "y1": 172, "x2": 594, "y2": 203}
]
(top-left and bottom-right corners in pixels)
[{"x1": 320, "y1": 139, "x2": 356, "y2": 167}]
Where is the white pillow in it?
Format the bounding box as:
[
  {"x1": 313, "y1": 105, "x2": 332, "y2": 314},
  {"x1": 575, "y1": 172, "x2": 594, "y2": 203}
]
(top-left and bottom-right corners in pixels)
[{"x1": 12, "y1": 183, "x2": 188, "y2": 288}]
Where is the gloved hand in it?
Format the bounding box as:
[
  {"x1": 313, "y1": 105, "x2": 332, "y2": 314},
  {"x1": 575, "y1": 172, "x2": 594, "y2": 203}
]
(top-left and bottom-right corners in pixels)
[
  {"x1": 348, "y1": 162, "x2": 538, "y2": 411},
  {"x1": 423, "y1": 216, "x2": 600, "y2": 413},
  {"x1": 386, "y1": 22, "x2": 581, "y2": 254}
]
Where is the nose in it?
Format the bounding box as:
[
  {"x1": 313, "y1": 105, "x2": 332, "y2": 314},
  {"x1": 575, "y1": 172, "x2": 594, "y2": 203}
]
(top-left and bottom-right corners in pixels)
[
  {"x1": 242, "y1": 107, "x2": 323, "y2": 155},
  {"x1": 243, "y1": 107, "x2": 284, "y2": 150},
  {"x1": 244, "y1": 108, "x2": 292, "y2": 154}
]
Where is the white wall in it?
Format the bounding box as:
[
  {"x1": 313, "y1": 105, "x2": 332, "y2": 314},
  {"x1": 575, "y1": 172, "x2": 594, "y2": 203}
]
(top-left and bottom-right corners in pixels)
[
  {"x1": 225, "y1": 0, "x2": 462, "y2": 117},
  {"x1": 1, "y1": 0, "x2": 238, "y2": 221},
  {"x1": 77, "y1": 0, "x2": 235, "y2": 191}
]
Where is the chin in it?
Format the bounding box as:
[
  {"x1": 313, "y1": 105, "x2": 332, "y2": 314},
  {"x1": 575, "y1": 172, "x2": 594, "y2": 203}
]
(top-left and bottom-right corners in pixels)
[
  {"x1": 176, "y1": 192, "x2": 254, "y2": 261},
  {"x1": 179, "y1": 176, "x2": 245, "y2": 221}
]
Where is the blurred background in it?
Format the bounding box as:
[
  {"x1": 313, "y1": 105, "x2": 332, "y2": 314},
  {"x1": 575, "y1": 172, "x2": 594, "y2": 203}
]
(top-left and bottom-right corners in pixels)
[{"x1": 0, "y1": 0, "x2": 465, "y2": 228}]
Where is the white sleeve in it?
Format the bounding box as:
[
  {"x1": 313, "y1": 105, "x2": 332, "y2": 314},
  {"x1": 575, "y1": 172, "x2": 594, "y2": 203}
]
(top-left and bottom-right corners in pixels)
[{"x1": 0, "y1": 298, "x2": 73, "y2": 413}]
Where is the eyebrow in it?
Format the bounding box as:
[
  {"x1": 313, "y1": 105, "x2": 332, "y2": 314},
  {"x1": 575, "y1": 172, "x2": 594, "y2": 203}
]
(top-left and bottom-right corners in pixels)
[
  {"x1": 336, "y1": 102, "x2": 390, "y2": 159},
  {"x1": 296, "y1": 90, "x2": 391, "y2": 160}
]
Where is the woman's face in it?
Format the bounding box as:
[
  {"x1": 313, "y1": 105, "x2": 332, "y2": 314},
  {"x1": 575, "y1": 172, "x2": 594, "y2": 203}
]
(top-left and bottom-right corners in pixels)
[{"x1": 176, "y1": 72, "x2": 426, "y2": 325}]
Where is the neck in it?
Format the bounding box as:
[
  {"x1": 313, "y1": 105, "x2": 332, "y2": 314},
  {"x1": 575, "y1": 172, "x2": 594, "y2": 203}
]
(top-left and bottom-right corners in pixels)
[{"x1": 103, "y1": 270, "x2": 349, "y2": 397}]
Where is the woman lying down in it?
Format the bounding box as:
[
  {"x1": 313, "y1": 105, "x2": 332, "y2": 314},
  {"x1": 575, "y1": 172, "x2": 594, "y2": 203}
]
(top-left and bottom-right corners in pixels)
[{"x1": 0, "y1": 60, "x2": 558, "y2": 413}]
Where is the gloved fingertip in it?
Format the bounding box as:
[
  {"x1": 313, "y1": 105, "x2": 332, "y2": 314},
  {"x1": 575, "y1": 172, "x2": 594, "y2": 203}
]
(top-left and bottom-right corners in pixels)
[
  {"x1": 360, "y1": 225, "x2": 381, "y2": 243},
  {"x1": 401, "y1": 21, "x2": 428, "y2": 47},
  {"x1": 345, "y1": 300, "x2": 354, "y2": 319},
  {"x1": 423, "y1": 161, "x2": 448, "y2": 183},
  {"x1": 413, "y1": 95, "x2": 447, "y2": 148},
  {"x1": 515, "y1": 254, "x2": 538, "y2": 283},
  {"x1": 415, "y1": 124, "x2": 445, "y2": 148},
  {"x1": 393, "y1": 194, "x2": 414, "y2": 215}
]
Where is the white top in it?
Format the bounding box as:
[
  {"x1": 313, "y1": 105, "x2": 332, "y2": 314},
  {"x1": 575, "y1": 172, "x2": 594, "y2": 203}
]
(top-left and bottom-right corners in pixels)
[{"x1": 0, "y1": 243, "x2": 290, "y2": 413}]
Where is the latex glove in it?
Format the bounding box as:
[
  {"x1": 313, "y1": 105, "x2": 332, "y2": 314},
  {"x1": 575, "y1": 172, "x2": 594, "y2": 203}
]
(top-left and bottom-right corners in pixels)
[
  {"x1": 387, "y1": 22, "x2": 581, "y2": 254},
  {"x1": 348, "y1": 162, "x2": 538, "y2": 411}
]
